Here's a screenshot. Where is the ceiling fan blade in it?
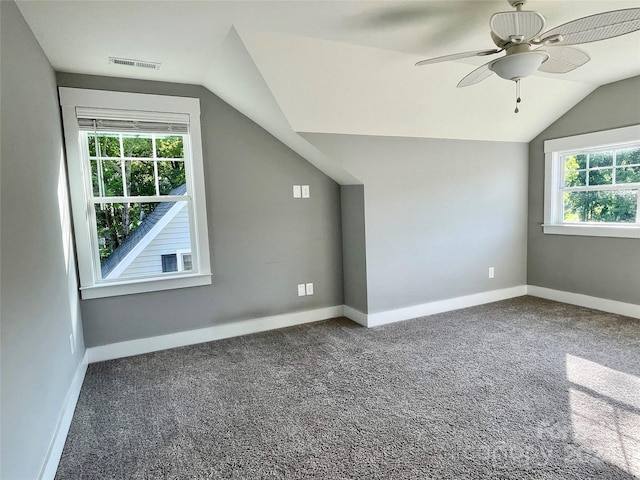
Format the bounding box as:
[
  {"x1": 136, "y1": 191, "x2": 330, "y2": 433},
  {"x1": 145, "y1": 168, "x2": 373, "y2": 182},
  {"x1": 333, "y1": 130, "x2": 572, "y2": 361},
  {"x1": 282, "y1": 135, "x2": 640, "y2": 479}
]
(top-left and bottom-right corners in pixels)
[
  {"x1": 540, "y1": 8, "x2": 640, "y2": 46},
  {"x1": 537, "y1": 46, "x2": 591, "y2": 74},
  {"x1": 490, "y1": 11, "x2": 546, "y2": 43},
  {"x1": 457, "y1": 60, "x2": 495, "y2": 88},
  {"x1": 416, "y1": 49, "x2": 501, "y2": 66}
]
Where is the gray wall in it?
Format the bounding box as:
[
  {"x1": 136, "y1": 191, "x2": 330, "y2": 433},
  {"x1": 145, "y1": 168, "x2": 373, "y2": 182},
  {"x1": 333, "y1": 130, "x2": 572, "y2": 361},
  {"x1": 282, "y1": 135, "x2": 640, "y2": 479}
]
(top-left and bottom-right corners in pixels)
[
  {"x1": 1, "y1": 2, "x2": 86, "y2": 478},
  {"x1": 56, "y1": 73, "x2": 344, "y2": 347},
  {"x1": 527, "y1": 76, "x2": 640, "y2": 304},
  {"x1": 304, "y1": 134, "x2": 529, "y2": 314},
  {"x1": 340, "y1": 185, "x2": 368, "y2": 313}
]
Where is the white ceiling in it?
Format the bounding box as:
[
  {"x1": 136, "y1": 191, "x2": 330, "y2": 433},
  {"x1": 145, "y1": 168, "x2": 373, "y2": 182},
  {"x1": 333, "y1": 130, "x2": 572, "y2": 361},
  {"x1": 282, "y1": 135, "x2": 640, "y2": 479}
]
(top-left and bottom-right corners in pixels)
[{"x1": 17, "y1": 0, "x2": 640, "y2": 182}]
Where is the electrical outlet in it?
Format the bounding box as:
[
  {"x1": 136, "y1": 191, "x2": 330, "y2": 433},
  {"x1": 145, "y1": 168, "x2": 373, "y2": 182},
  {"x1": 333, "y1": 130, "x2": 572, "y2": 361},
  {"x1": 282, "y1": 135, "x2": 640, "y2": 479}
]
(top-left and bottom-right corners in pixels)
[
  {"x1": 305, "y1": 283, "x2": 314, "y2": 295},
  {"x1": 489, "y1": 267, "x2": 495, "y2": 279},
  {"x1": 301, "y1": 185, "x2": 310, "y2": 198},
  {"x1": 293, "y1": 185, "x2": 302, "y2": 198},
  {"x1": 69, "y1": 334, "x2": 75, "y2": 355},
  {"x1": 297, "y1": 284, "x2": 306, "y2": 296}
]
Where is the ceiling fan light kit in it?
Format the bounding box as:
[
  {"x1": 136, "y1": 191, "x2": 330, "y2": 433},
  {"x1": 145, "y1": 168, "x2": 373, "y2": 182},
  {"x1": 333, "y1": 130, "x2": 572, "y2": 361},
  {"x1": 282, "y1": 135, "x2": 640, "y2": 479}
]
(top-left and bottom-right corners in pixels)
[
  {"x1": 489, "y1": 50, "x2": 549, "y2": 81},
  {"x1": 415, "y1": 0, "x2": 640, "y2": 113}
]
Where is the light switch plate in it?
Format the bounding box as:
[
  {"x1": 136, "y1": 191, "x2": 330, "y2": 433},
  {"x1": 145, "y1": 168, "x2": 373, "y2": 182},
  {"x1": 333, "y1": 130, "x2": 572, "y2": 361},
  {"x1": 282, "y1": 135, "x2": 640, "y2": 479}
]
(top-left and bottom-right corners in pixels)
[
  {"x1": 297, "y1": 284, "x2": 306, "y2": 296},
  {"x1": 293, "y1": 185, "x2": 302, "y2": 198},
  {"x1": 301, "y1": 185, "x2": 310, "y2": 198},
  {"x1": 305, "y1": 283, "x2": 314, "y2": 295}
]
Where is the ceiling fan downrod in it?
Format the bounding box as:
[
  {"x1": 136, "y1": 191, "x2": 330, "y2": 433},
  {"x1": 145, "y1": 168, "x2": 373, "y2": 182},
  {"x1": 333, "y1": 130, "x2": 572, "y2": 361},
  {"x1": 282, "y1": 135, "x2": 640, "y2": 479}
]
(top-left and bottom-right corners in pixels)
[{"x1": 508, "y1": 0, "x2": 527, "y2": 11}]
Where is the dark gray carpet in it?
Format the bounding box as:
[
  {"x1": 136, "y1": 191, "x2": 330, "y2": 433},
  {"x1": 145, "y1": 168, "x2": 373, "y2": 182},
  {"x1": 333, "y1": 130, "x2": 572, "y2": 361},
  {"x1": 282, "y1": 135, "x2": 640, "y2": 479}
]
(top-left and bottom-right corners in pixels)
[{"x1": 56, "y1": 296, "x2": 640, "y2": 479}]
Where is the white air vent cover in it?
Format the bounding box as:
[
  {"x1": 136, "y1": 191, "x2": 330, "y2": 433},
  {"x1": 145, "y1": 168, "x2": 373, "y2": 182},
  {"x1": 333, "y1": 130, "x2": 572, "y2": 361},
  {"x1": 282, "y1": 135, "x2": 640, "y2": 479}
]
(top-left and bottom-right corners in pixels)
[{"x1": 109, "y1": 57, "x2": 160, "y2": 70}]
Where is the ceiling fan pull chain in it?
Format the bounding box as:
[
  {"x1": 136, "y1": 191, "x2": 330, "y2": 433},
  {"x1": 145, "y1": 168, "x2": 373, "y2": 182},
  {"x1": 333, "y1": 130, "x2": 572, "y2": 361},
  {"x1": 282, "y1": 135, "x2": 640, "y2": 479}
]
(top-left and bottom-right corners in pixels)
[{"x1": 514, "y1": 79, "x2": 522, "y2": 113}]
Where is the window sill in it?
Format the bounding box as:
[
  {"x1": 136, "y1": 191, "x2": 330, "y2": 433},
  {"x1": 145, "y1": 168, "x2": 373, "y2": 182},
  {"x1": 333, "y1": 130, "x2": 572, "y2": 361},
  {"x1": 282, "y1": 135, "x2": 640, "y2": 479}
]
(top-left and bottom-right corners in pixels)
[
  {"x1": 80, "y1": 273, "x2": 212, "y2": 299},
  {"x1": 543, "y1": 224, "x2": 640, "y2": 239}
]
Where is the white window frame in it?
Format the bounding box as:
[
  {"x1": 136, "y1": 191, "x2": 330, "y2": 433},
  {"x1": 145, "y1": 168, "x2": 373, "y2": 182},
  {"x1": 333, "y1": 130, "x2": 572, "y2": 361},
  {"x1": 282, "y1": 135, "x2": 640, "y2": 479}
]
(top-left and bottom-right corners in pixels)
[
  {"x1": 59, "y1": 87, "x2": 212, "y2": 299},
  {"x1": 543, "y1": 124, "x2": 640, "y2": 239},
  {"x1": 176, "y1": 249, "x2": 192, "y2": 272}
]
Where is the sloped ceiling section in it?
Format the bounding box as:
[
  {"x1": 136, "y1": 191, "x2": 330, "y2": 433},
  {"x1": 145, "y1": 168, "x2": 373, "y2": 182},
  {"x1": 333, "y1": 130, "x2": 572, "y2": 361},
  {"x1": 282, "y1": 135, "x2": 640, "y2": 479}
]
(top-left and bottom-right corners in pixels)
[
  {"x1": 16, "y1": 0, "x2": 640, "y2": 182},
  {"x1": 201, "y1": 27, "x2": 361, "y2": 184},
  {"x1": 241, "y1": 30, "x2": 595, "y2": 143}
]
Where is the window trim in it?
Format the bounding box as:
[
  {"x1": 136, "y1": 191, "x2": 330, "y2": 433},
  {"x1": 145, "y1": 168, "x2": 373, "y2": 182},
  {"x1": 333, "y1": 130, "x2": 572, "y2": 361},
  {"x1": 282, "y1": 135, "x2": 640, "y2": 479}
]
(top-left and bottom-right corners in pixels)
[
  {"x1": 176, "y1": 249, "x2": 193, "y2": 272},
  {"x1": 543, "y1": 124, "x2": 640, "y2": 239},
  {"x1": 59, "y1": 87, "x2": 211, "y2": 299}
]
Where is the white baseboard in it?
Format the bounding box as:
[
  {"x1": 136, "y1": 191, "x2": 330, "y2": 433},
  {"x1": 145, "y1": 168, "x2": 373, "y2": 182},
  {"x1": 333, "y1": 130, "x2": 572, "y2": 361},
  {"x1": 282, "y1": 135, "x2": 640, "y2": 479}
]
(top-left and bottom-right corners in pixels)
[
  {"x1": 39, "y1": 351, "x2": 88, "y2": 480},
  {"x1": 342, "y1": 286, "x2": 640, "y2": 328},
  {"x1": 87, "y1": 305, "x2": 343, "y2": 363},
  {"x1": 527, "y1": 285, "x2": 640, "y2": 320},
  {"x1": 342, "y1": 305, "x2": 368, "y2": 327},
  {"x1": 84, "y1": 285, "x2": 638, "y2": 364},
  {"x1": 342, "y1": 286, "x2": 528, "y2": 328}
]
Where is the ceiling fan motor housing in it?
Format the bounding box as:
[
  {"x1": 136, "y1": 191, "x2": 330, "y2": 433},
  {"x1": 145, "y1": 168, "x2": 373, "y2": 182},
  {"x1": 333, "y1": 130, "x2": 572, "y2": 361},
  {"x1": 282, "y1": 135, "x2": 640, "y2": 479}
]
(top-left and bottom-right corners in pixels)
[{"x1": 490, "y1": 11, "x2": 546, "y2": 48}]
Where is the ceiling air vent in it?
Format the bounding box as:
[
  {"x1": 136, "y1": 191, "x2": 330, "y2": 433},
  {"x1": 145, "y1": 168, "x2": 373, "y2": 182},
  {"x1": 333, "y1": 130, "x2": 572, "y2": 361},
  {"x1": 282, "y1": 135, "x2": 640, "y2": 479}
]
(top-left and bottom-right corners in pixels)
[{"x1": 109, "y1": 57, "x2": 160, "y2": 70}]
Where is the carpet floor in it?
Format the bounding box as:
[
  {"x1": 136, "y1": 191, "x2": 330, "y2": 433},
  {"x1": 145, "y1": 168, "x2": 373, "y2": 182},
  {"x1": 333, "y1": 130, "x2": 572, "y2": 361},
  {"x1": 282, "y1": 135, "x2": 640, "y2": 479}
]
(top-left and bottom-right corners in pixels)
[{"x1": 56, "y1": 296, "x2": 640, "y2": 479}]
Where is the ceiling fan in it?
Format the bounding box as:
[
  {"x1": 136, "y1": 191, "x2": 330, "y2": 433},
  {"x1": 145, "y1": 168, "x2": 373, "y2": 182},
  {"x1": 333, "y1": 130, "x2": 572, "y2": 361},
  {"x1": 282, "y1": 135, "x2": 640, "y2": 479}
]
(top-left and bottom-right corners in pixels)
[{"x1": 415, "y1": 0, "x2": 640, "y2": 112}]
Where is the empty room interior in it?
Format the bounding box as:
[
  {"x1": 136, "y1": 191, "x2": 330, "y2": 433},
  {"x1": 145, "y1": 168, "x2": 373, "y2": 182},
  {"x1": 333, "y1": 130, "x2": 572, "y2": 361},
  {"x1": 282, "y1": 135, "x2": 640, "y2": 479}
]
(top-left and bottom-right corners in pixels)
[{"x1": 2, "y1": 0, "x2": 640, "y2": 478}]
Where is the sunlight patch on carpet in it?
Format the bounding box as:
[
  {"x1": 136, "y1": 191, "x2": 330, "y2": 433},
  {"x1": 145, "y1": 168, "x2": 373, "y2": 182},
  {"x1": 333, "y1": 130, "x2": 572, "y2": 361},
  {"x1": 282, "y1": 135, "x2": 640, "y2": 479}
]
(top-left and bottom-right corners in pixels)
[{"x1": 566, "y1": 354, "x2": 640, "y2": 477}]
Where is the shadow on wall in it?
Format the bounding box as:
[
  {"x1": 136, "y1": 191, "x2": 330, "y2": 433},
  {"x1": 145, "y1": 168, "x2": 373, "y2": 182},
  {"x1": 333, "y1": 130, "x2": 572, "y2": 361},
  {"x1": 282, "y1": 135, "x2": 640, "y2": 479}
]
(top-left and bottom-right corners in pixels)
[{"x1": 57, "y1": 147, "x2": 82, "y2": 352}]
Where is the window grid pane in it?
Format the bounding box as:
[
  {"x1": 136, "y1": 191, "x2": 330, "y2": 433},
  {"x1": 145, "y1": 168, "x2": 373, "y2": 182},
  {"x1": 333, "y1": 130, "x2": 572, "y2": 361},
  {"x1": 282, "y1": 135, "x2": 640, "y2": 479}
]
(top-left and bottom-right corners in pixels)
[
  {"x1": 559, "y1": 144, "x2": 640, "y2": 226},
  {"x1": 588, "y1": 151, "x2": 613, "y2": 168},
  {"x1": 588, "y1": 168, "x2": 613, "y2": 186},
  {"x1": 616, "y1": 147, "x2": 640, "y2": 166},
  {"x1": 96, "y1": 200, "x2": 193, "y2": 280},
  {"x1": 88, "y1": 132, "x2": 187, "y2": 200},
  {"x1": 182, "y1": 253, "x2": 193, "y2": 271},
  {"x1": 616, "y1": 166, "x2": 640, "y2": 184},
  {"x1": 563, "y1": 190, "x2": 638, "y2": 224},
  {"x1": 162, "y1": 254, "x2": 178, "y2": 273}
]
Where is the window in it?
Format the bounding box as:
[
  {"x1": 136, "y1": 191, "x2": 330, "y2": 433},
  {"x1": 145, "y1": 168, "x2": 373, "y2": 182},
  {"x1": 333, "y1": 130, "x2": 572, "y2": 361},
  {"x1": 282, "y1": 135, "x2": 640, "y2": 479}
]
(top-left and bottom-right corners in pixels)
[
  {"x1": 161, "y1": 251, "x2": 192, "y2": 273},
  {"x1": 161, "y1": 254, "x2": 178, "y2": 273},
  {"x1": 59, "y1": 88, "x2": 211, "y2": 299},
  {"x1": 544, "y1": 125, "x2": 640, "y2": 239},
  {"x1": 176, "y1": 250, "x2": 193, "y2": 271}
]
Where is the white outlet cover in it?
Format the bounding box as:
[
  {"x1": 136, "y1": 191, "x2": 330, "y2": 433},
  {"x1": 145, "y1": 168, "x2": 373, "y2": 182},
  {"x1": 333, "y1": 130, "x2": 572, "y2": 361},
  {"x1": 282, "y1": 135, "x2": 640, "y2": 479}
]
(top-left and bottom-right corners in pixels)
[
  {"x1": 297, "y1": 284, "x2": 306, "y2": 296},
  {"x1": 301, "y1": 185, "x2": 310, "y2": 198},
  {"x1": 305, "y1": 283, "x2": 314, "y2": 295},
  {"x1": 293, "y1": 185, "x2": 302, "y2": 198}
]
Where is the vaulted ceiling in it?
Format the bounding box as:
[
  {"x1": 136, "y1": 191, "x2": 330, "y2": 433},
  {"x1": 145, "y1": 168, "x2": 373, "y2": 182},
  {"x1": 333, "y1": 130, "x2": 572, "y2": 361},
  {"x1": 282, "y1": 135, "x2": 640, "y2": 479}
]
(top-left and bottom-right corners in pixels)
[{"x1": 17, "y1": 0, "x2": 640, "y2": 183}]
